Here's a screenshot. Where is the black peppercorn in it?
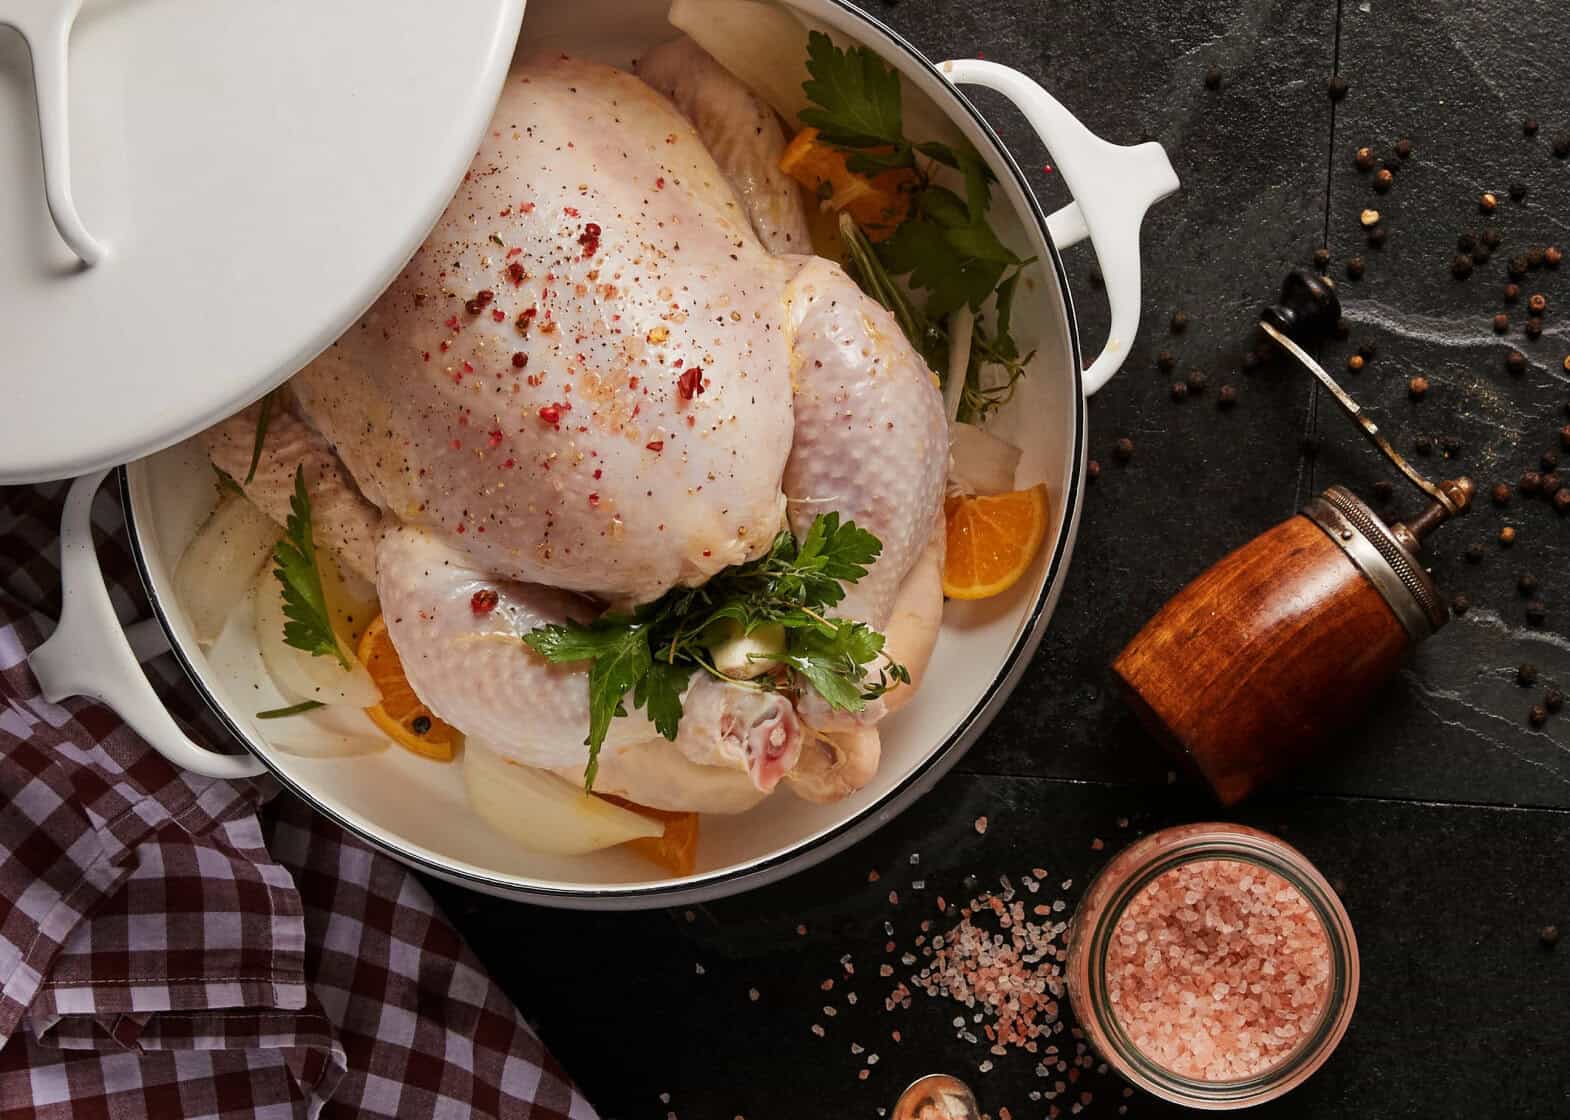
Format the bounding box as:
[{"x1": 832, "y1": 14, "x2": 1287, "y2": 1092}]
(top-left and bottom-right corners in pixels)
[
  {"x1": 1394, "y1": 138, "x2": 1413, "y2": 159},
  {"x1": 1554, "y1": 134, "x2": 1570, "y2": 158},
  {"x1": 1457, "y1": 232, "x2": 1478, "y2": 254},
  {"x1": 1087, "y1": 459, "x2": 1101, "y2": 481},
  {"x1": 1374, "y1": 168, "x2": 1393, "y2": 192},
  {"x1": 1372, "y1": 479, "x2": 1394, "y2": 502},
  {"x1": 1451, "y1": 592, "x2": 1471, "y2": 615},
  {"x1": 1520, "y1": 470, "x2": 1544, "y2": 495},
  {"x1": 1526, "y1": 317, "x2": 1544, "y2": 340},
  {"x1": 1312, "y1": 246, "x2": 1331, "y2": 269},
  {"x1": 1491, "y1": 481, "x2": 1513, "y2": 506},
  {"x1": 1451, "y1": 253, "x2": 1473, "y2": 279},
  {"x1": 1480, "y1": 191, "x2": 1498, "y2": 213},
  {"x1": 1524, "y1": 117, "x2": 1540, "y2": 137},
  {"x1": 1506, "y1": 350, "x2": 1528, "y2": 376},
  {"x1": 1367, "y1": 225, "x2": 1387, "y2": 248},
  {"x1": 1170, "y1": 310, "x2": 1188, "y2": 333},
  {"x1": 1519, "y1": 573, "x2": 1540, "y2": 596},
  {"x1": 1509, "y1": 181, "x2": 1528, "y2": 202},
  {"x1": 1562, "y1": 425, "x2": 1570, "y2": 450},
  {"x1": 1543, "y1": 450, "x2": 1560, "y2": 471},
  {"x1": 1530, "y1": 705, "x2": 1549, "y2": 728},
  {"x1": 1526, "y1": 599, "x2": 1547, "y2": 625},
  {"x1": 1508, "y1": 255, "x2": 1530, "y2": 279},
  {"x1": 1170, "y1": 381, "x2": 1189, "y2": 401},
  {"x1": 1555, "y1": 488, "x2": 1570, "y2": 515},
  {"x1": 1185, "y1": 369, "x2": 1208, "y2": 394},
  {"x1": 1465, "y1": 541, "x2": 1486, "y2": 564},
  {"x1": 1440, "y1": 434, "x2": 1462, "y2": 456},
  {"x1": 1414, "y1": 433, "x2": 1433, "y2": 454},
  {"x1": 1475, "y1": 245, "x2": 1492, "y2": 265},
  {"x1": 1113, "y1": 437, "x2": 1134, "y2": 462},
  {"x1": 1493, "y1": 313, "x2": 1510, "y2": 334},
  {"x1": 1482, "y1": 227, "x2": 1504, "y2": 249},
  {"x1": 1203, "y1": 64, "x2": 1222, "y2": 90},
  {"x1": 1156, "y1": 349, "x2": 1176, "y2": 372},
  {"x1": 1217, "y1": 385, "x2": 1238, "y2": 409},
  {"x1": 1347, "y1": 256, "x2": 1366, "y2": 279},
  {"x1": 1542, "y1": 471, "x2": 1562, "y2": 495},
  {"x1": 1500, "y1": 525, "x2": 1518, "y2": 546},
  {"x1": 1547, "y1": 688, "x2": 1566, "y2": 714},
  {"x1": 1354, "y1": 146, "x2": 1375, "y2": 170},
  {"x1": 1519, "y1": 663, "x2": 1540, "y2": 686},
  {"x1": 1347, "y1": 354, "x2": 1365, "y2": 372},
  {"x1": 411, "y1": 715, "x2": 433, "y2": 735},
  {"x1": 1547, "y1": 246, "x2": 1563, "y2": 268},
  {"x1": 1544, "y1": 925, "x2": 1563, "y2": 948},
  {"x1": 1505, "y1": 283, "x2": 1521, "y2": 303},
  {"x1": 1528, "y1": 247, "x2": 1546, "y2": 269},
  {"x1": 1327, "y1": 75, "x2": 1349, "y2": 101},
  {"x1": 1408, "y1": 375, "x2": 1430, "y2": 399}
]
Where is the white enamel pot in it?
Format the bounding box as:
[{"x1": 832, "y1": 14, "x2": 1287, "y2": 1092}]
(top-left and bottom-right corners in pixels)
[{"x1": 31, "y1": 0, "x2": 1177, "y2": 909}]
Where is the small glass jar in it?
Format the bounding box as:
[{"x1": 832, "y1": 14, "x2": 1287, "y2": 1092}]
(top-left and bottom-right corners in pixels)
[{"x1": 1065, "y1": 823, "x2": 1358, "y2": 1110}]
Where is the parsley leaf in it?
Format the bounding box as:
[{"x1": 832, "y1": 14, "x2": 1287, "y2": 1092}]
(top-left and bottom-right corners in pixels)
[
  {"x1": 522, "y1": 514, "x2": 907, "y2": 789},
  {"x1": 272, "y1": 465, "x2": 350, "y2": 670},
  {"x1": 799, "y1": 30, "x2": 905, "y2": 152}
]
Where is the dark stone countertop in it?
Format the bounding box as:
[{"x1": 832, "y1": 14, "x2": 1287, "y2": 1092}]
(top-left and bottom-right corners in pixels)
[{"x1": 437, "y1": 2, "x2": 1570, "y2": 1116}]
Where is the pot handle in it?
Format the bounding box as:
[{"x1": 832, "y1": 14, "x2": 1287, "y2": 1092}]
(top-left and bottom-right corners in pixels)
[
  {"x1": 29, "y1": 470, "x2": 266, "y2": 780},
  {"x1": 938, "y1": 59, "x2": 1179, "y2": 396}
]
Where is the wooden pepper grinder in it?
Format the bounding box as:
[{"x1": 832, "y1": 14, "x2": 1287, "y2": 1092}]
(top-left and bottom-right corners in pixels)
[{"x1": 1113, "y1": 269, "x2": 1475, "y2": 805}]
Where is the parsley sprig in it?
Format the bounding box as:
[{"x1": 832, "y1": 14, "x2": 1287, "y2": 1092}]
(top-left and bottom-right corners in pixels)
[
  {"x1": 524, "y1": 514, "x2": 908, "y2": 789},
  {"x1": 800, "y1": 32, "x2": 1034, "y2": 421},
  {"x1": 272, "y1": 465, "x2": 350, "y2": 670}
]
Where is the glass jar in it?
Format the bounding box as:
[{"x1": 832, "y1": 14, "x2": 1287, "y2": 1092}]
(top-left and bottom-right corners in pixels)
[{"x1": 1065, "y1": 823, "x2": 1358, "y2": 1109}]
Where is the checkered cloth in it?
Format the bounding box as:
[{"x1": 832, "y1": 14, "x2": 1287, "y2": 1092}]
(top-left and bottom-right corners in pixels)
[{"x1": 0, "y1": 480, "x2": 597, "y2": 1119}]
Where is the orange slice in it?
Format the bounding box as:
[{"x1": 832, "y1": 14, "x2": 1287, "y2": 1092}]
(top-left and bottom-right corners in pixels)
[
  {"x1": 942, "y1": 484, "x2": 1051, "y2": 600},
  {"x1": 356, "y1": 615, "x2": 459, "y2": 761},
  {"x1": 778, "y1": 127, "x2": 917, "y2": 241},
  {"x1": 600, "y1": 795, "x2": 700, "y2": 877}
]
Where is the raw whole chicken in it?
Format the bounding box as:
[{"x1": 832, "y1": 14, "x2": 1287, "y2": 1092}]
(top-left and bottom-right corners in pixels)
[{"x1": 205, "y1": 42, "x2": 947, "y2": 814}]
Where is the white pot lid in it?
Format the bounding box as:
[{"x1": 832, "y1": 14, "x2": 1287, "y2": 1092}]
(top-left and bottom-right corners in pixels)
[{"x1": 0, "y1": 0, "x2": 525, "y2": 484}]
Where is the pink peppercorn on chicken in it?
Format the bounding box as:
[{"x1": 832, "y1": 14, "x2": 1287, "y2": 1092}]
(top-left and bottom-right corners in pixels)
[{"x1": 205, "y1": 43, "x2": 946, "y2": 813}]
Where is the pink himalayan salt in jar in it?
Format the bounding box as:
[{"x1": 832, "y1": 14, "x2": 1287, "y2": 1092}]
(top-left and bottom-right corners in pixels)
[{"x1": 1066, "y1": 824, "x2": 1358, "y2": 1109}]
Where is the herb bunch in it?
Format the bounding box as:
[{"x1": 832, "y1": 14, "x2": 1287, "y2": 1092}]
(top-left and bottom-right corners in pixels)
[
  {"x1": 524, "y1": 514, "x2": 908, "y2": 789},
  {"x1": 799, "y1": 31, "x2": 1033, "y2": 420}
]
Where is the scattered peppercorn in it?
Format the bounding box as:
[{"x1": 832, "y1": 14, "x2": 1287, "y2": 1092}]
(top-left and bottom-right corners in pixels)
[
  {"x1": 1519, "y1": 573, "x2": 1540, "y2": 596},
  {"x1": 1505, "y1": 283, "x2": 1521, "y2": 303},
  {"x1": 1475, "y1": 245, "x2": 1492, "y2": 265},
  {"x1": 1541, "y1": 471, "x2": 1562, "y2": 494},
  {"x1": 1500, "y1": 526, "x2": 1518, "y2": 546},
  {"x1": 1530, "y1": 705, "x2": 1549, "y2": 728},
  {"x1": 1374, "y1": 168, "x2": 1393, "y2": 192},
  {"x1": 1217, "y1": 385, "x2": 1238, "y2": 409},
  {"x1": 1354, "y1": 146, "x2": 1376, "y2": 171},
  {"x1": 1529, "y1": 293, "x2": 1548, "y2": 314},
  {"x1": 1491, "y1": 482, "x2": 1513, "y2": 506},
  {"x1": 1482, "y1": 227, "x2": 1504, "y2": 249},
  {"x1": 1544, "y1": 451, "x2": 1561, "y2": 471},
  {"x1": 1523, "y1": 117, "x2": 1540, "y2": 137},
  {"x1": 1554, "y1": 489, "x2": 1570, "y2": 515},
  {"x1": 1394, "y1": 138, "x2": 1413, "y2": 159},
  {"x1": 1170, "y1": 310, "x2": 1188, "y2": 333},
  {"x1": 1546, "y1": 246, "x2": 1563, "y2": 268},
  {"x1": 1440, "y1": 434, "x2": 1462, "y2": 457},
  {"x1": 1554, "y1": 134, "x2": 1570, "y2": 158},
  {"x1": 1526, "y1": 599, "x2": 1547, "y2": 625},
  {"x1": 1465, "y1": 542, "x2": 1487, "y2": 564},
  {"x1": 1543, "y1": 925, "x2": 1562, "y2": 948},
  {"x1": 1372, "y1": 479, "x2": 1395, "y2": 502},
  {"x1": 1451, "y1": 592, "x2": 1471, "y2": 615},
  {"x1": 1509, "y1": 181, "x2": 1528, "y2": 202},
  {"x1": 1508, "y1": 255, "x2": 1530, "y2": 279},
  {"x1": 1458, "y1": 233, "x2": 1479, "y2": 254},
  {"x1": 1547, "y1": 689, "x2": 1566, "y2": 714},
  {"x1": 1312, "y1": 246, "x2": 1332, "y2": 269},
  {"x1": 1170, "y1": 381, "x2": 1189, "y2": 402},
  {"x1": 1414, "y1": 433, "x2": 1434, "y2": 455},
  {"x1": 1185, "y1": 369, "x2": 1209, "y2": 394},
  {"x1": 1451, "y1": 253, "x2": 1474, "y2": 279},
  {"x1": 1520, "y1": 470, "x2": 1544, "y2": 495},
  {"x1": 1367, "y1": 226, "x2": 1388, "y2": 248},
  {"x1": 1087, "y1": 459, "x2": 1101, "y2": 481},
  {"x1": 1327, "y1": 75, "x2": 1349, "y2": 101},
  {"x1": 411, "y1": 715, "x2": 433, "y2": 735},
  {"x1": 1526, "y1": 317, "x2": 1544, "y2": 340},
  {"x1": 1506, "y1": 350, "x2": 1528, "y2": 376},
  {"x1": 1408, "y1": 375, "x2": 1430, "y2": 399},
  {"x1": 1528, "y1": 247, "x2": 1546, "y2": 269},
  {"x1": 1493, "y1": 313, "x2": 1510, "y2": 334},
  {"x1": 1564, "y1": 356, "x2": 1570, "y2": 374},
  {"x1": 1480, "y1": 192, "x2": 1498, "y2": 213},
  {"x1": 1347, "y1": 256, "x2": 1366, "y2": 279},
  {"x1": 1114, "y1": 437, "x2": 1135, "y2": 462},
  {"x1": 1347, "y1": 354, "x2": 1366, "y2": 372},
  {"x1": 1203, "y1": 64, "x2": 1222, "y2": 90},
  {"x1": 1156, "y1": 349, "x2": 1176, "y2": 372},
  {"x1": 1519, "y1": 663, "x2": 1541, "y2": 686}
]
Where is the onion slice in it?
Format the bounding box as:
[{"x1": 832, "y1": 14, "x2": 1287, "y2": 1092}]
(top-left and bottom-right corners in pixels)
[
  {"x1": 465, "y1": 740, "x2": 664, "y2": 855},
  {"x1": 175, "y1": 496, "x2": 279, "y2": 646},
  {"x1": 253, "y1": 565, "x2": 380, "y2": 708},
  {"x1": 948, "y1": 421, "x2": 1022, "y2": 497}
]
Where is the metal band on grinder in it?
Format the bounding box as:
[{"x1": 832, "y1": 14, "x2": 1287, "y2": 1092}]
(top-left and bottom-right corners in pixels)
[{"x1": 1302, "y1": 486, "x2": 1446, "y2": 642}]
